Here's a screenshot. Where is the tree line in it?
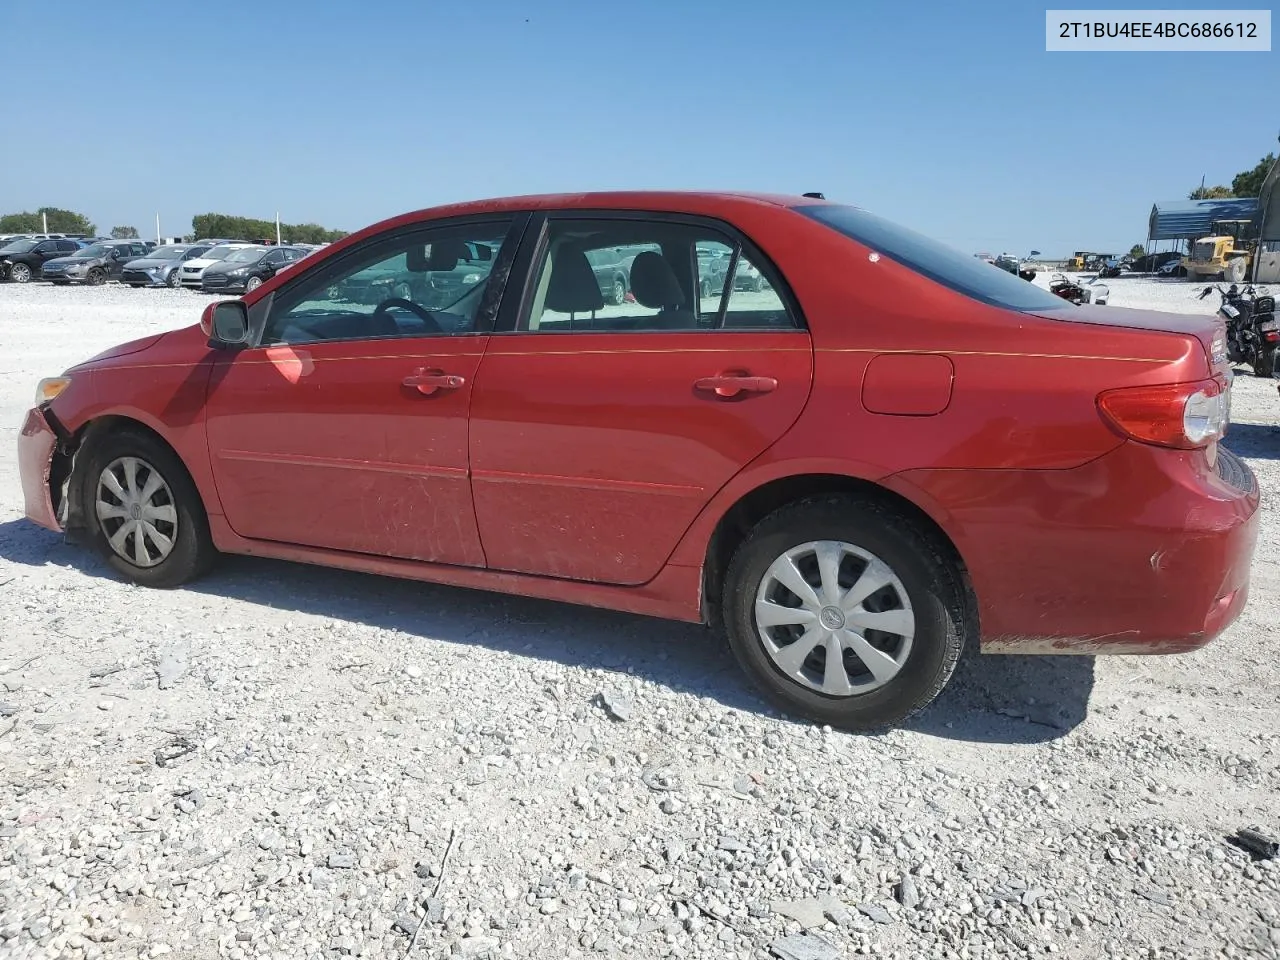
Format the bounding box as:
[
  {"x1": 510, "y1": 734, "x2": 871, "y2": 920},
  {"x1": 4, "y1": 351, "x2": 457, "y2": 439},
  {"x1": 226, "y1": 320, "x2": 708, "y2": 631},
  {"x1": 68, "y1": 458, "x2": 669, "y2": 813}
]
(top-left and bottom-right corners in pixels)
[
  {"x1": 1188, "y1": 152, "x2": 1275, "y2": 199},
  {"x1": 0, "y1": 207, "x2": 348, "y2": 245},
  {"x1": 191, "y1": 213, "x2": 348, "y2": 244}
]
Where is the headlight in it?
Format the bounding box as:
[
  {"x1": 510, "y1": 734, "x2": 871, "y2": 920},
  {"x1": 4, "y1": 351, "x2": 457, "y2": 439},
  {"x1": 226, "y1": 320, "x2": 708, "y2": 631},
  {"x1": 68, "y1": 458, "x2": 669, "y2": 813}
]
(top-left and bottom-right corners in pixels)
[
  {"x1": 227, "y1": 268, "x2": 248, "y2": 277},
  {"x1": 463, "y1": 273, "x2": 481, "y2": 284},
  {"x1": 36, "y1": 377, "x2": 71, "y2": 404}
]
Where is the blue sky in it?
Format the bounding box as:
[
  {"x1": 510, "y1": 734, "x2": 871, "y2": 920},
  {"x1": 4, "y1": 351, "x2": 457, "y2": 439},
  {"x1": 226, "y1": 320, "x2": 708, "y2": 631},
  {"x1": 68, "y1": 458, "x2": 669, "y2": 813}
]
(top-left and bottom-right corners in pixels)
[{"x1": 4, "y1": 1, "x2": 1276, "y2": 255}]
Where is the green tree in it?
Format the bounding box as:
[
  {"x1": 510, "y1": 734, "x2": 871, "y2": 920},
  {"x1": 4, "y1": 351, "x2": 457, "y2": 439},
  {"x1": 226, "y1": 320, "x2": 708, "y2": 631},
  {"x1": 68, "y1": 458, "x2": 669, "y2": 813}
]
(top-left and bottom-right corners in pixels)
[
  {"x1": 1231, "y1": 152, "x2": 1276, "y2": 198},
  {"x1": 0, "y1": 207, "x2": 95, "y2": 235},
  {"x1": 1188, "y1": 184, "x2": 1234, "y2": 200},
  {"x1": 110, "y1": 225, "x2": 140, "y2": 239},
  {"x1": 1128, "y1": 244, "x2": 1145, "y2": 259},
  {"x1": 192, "y1": 212, "x2": 348, "y2": 244}
]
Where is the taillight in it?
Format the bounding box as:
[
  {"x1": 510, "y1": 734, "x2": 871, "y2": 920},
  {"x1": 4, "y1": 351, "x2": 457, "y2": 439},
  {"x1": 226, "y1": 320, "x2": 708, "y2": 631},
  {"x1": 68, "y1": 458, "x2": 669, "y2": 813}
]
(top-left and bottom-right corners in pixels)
[{"x1": 1096, "y1": 378, "x2": 1228, "y2": 449}]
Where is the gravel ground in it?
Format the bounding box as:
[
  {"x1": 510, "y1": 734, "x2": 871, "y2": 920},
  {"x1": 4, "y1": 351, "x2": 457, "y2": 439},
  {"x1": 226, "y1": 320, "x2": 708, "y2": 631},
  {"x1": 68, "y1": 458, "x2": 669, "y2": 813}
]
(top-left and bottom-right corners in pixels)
[{"x1": 1, "y1": 278, "x2": 1278, "y2": 960}]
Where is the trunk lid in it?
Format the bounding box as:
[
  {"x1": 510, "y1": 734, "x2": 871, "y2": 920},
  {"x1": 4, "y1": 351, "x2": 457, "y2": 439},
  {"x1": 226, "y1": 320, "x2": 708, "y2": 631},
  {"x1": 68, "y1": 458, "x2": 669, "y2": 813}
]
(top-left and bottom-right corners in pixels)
[{"x1": 1030, "y1": 304, "x2": 1228, "y2": 378}]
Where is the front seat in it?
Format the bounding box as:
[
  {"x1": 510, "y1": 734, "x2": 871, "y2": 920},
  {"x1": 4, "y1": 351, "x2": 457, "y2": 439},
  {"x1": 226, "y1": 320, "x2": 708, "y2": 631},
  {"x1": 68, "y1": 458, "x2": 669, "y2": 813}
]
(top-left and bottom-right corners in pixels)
[
  {"x1": 542, "y1": 246, "x2": 604, "y2": 329},
  {"x1": 628, "y1": 251, "x2": 695, "y2": 329}
]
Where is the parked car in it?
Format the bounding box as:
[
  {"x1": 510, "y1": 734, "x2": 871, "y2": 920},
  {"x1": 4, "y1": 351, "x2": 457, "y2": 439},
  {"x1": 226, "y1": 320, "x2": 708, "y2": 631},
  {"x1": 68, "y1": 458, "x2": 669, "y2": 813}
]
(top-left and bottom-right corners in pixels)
[
  {"x1": 584, "y1": 246, "x2": 640, "y2": 305},
  {"x1": 18, "y1": 191, "x2": 1257, "y2": 731},
  {"x1": 121, "y1": 244, "x2": 215, "y2": 288},
  {"x1": 40, "y1": 240, "x2": 153, "y2": 285},
  {"x1": 0, "y1": 237, "x2": 82, "y2": 282},
  {"x1": 177, "y1": 243, "x2": 258, "y2": 289},
  {"x1": 200, "y1": 245, "x2": 308, "y2": 294}
]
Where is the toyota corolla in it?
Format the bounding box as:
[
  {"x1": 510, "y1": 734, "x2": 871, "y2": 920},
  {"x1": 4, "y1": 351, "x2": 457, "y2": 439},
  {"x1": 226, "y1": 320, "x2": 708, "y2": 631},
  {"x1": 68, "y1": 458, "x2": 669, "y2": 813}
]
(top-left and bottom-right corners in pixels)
[{"x1": 17, "y1": 192, "x2": 1258, "y2": 730}]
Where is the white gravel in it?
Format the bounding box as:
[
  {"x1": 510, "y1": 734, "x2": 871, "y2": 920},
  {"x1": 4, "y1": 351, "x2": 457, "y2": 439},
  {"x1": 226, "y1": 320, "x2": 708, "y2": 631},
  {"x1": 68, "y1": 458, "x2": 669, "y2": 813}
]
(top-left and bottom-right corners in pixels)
[{"x1": 1, "y1": 278, "x2": 1278, "y2": 960}]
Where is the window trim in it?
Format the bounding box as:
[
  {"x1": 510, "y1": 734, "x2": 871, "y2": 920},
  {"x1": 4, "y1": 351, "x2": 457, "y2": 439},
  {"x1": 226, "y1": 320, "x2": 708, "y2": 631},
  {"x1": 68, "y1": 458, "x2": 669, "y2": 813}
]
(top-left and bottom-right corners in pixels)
[
  {"x1": 493, "y1": 210, "x2": 807, "y2": 336},
  {"x1": 248, "y1": 213, "x2": 531, "y2": 348}
]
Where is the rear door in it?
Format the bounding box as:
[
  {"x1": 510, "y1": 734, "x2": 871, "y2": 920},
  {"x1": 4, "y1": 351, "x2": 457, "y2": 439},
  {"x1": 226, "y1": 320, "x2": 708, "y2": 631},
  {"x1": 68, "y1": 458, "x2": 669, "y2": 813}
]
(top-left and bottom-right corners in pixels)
[{"x1": 468, "y1": 212, "x2": 814, "y2": 585}]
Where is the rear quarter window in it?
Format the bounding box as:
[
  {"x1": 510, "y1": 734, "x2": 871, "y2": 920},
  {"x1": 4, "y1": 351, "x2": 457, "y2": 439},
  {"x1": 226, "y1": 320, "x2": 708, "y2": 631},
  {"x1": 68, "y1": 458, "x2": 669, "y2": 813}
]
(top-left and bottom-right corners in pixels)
[{"x1": 796, "y1": 203, "x2": 1070, "y2": 313}]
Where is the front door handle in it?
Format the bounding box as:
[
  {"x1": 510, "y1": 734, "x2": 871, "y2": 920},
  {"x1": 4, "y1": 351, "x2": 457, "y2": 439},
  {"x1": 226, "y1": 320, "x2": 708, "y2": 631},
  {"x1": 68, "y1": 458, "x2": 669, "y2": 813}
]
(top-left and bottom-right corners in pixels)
[
  {"x1": 693, "y1": 373, "x2": 778, "y2": 399},
  {"x1": 402, "y1": 368, "x2": 466, "y2": 396}
]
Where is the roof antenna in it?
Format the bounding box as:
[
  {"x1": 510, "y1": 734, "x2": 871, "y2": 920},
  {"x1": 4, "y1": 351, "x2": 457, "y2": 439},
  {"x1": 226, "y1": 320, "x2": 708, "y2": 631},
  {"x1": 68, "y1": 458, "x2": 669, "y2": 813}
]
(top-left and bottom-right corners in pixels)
[{"x1": 801, "y1": 192, "x2": 825, "y2": 199}]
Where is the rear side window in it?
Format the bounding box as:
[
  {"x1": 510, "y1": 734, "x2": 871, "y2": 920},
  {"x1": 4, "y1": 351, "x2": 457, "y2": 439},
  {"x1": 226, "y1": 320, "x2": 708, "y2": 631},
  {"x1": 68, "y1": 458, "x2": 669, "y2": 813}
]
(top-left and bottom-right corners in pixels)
[
  {"x1": 797, "y1": 203, "x2": 1069, "y2": 312},
  {"x1": 520, "y1": 217, "x2": 799, "y2": 333}
]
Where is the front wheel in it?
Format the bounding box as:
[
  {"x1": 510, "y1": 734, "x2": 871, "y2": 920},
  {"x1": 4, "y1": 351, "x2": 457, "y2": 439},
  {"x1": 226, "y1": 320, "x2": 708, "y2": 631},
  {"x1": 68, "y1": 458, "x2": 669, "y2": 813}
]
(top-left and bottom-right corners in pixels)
[
  {"x1": 245, "y1": 275, "x2": 263, "y2": 293},
  {"x1": 1224, "y1": 258, "x2": 1247, "y2": 284},
  {"x1": 610, "y1": 277, "x2": 626, "y2": 305},
  {"x1": 79, "y1": 428, "x2": 218, "y2": 588},
  {"x1": 87, "y1": 267, "x2": 106, "y2": 286},
  {"x1": 9, "y1": 262, "x2": 32, "y2": 283},
  {"x1": 721, "y1": 496, "x2": 969, "y2": 731},
  {"x1": 166, "y1": 269, "x2": 181, "y2": 288}
]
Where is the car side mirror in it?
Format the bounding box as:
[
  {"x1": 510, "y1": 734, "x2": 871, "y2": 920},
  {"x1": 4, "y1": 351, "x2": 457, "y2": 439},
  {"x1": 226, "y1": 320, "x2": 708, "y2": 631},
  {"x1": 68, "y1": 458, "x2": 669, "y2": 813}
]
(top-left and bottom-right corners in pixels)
[{"x1": 202, "y1": 300, "x2": 250, "y2": 348}]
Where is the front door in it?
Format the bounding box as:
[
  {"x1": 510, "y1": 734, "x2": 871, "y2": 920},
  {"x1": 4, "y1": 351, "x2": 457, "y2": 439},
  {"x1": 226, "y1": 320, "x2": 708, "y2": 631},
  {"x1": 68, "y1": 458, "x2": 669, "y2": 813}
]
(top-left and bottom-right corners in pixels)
[
  {"x1": 468, "y1": 214, "x2": 814, "y2": 585},
  {"x1": 204, "y1": 216, "x2": 523, "y2": 565}
]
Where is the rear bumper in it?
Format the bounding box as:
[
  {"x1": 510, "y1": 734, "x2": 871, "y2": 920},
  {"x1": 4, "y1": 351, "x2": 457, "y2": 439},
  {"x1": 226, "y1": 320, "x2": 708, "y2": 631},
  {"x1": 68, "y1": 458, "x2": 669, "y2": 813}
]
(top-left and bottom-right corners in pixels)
[
  {"x1": 18, "y1": 407, "x2": 61, "y2": 533},
  {"x1": 893, "y1": 440, "x2": 1260, "y2": 654}
]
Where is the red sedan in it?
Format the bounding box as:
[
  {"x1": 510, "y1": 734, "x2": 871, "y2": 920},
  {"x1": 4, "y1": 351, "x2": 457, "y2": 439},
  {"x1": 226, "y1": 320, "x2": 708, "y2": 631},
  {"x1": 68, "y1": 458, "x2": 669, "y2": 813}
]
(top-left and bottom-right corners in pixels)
[{"x1": 17, "y1": 192, "x2": 1258, "y2": 729}]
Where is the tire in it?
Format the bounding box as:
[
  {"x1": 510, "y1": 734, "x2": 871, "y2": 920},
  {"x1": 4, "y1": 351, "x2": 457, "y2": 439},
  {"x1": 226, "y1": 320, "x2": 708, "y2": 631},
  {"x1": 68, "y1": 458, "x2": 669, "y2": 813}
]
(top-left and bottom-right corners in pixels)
[
  {"x1": 245, "y1": 275, "x2": 263, "y2": 293},
  {"x1": 1254, "y1": 345, "x2": 1276, "y2": 379},
  {"x1": 166, "y1": 269, "x2": 181, "y2": 288},
  {"x1": 611, "y1": 276, "x2": 626, "y2": 306},
  {"x1": 700, "y1": 278, "x2": 712, "y2": 299},
  {"x1": 1224, "y1": 258, "x2": 1247, "y2": 284},
  {"x1": 10, "y1": 262, "x2": 32, "y2": 283},
  {"x1": 78, "y1": 427, "x2": 217, "y2": 588},
  {"x1": 87, "y1": 267, "x2": 106, "y2": 286},
  {"x1": 721, "y1": 495, "x2": 968, "y2": 731}
]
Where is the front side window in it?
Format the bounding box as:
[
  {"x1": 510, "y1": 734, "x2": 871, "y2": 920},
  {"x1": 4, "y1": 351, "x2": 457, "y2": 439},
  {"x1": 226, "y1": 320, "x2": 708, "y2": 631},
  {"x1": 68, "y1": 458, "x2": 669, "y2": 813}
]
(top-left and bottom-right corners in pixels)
[
  {"x1": 261, "y1": 221, "x2": 512, "y2": 345},
  {"x1": 521, "y1": 218, "x2": 797, "y2": 333}
]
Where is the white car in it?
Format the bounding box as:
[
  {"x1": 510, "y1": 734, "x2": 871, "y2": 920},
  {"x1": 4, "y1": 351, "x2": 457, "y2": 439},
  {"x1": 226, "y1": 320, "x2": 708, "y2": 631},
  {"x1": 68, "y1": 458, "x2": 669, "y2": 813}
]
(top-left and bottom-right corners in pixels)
[{"x1": 178, "y1": 243, "x2": 259, "y2": 289}]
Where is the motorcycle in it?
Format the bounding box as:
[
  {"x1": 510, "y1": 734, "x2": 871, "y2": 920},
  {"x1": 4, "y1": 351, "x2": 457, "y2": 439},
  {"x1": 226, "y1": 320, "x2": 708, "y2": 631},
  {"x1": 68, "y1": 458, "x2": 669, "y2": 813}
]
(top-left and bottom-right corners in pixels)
[
  {"x1": 1198, "y1": 283, "x2": 1278, "y2": 378},
  {"x1": 1049, "y1": 273, "x2": 1109, "y2": 305}
]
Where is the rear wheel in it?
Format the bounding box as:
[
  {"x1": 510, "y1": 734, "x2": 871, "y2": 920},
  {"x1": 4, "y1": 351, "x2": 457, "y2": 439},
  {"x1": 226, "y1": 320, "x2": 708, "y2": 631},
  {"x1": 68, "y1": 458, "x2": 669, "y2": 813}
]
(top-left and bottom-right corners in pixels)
[
  {"x1": 1225, "y1": 258, "x2": 1247, "y2": 283},
  {"x1": 721, "y1": 496, "x2": 968, "y2": 731},
  {"x1": 79, "y1": 428, "x2": 217, "y2": 588},
  {"x1": 1254, "y1": 345, "x2": 1276, "y2": 378}
]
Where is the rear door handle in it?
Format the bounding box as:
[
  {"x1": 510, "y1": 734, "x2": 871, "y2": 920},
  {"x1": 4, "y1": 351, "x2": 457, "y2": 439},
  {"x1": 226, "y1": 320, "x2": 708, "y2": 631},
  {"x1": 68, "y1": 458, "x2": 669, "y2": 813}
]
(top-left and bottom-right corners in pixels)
[
  {"x1": 693, "y1": 373, "x2": 778, "y2": 398},
  {"x1": 402, "y1": 368, "x2": 466, "y2": 395}
]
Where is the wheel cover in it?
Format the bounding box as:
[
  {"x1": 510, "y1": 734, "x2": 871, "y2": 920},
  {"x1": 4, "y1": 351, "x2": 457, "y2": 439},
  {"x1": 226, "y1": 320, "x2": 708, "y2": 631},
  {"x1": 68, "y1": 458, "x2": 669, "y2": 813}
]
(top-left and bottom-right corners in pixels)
[
  {"x1": 95, "y1": 456, "x2": 179, "y2": 568},
  {"x1": 754, "y1": 540, "x2": 915, "y2": 697},
  {"x1": 246, "y1": 276, "x2": 262, "y2": 291},
  {"x1": 13, "y1": 264, "x2": 30, "y2": 281}
]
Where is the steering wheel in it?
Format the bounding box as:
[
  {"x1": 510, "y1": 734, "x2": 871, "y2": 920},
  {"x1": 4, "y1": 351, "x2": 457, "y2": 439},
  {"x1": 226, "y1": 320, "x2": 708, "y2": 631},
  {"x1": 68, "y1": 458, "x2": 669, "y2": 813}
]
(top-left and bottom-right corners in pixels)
[{"x1": 372, "y1": 297, "x2": 442, "y2": 334}]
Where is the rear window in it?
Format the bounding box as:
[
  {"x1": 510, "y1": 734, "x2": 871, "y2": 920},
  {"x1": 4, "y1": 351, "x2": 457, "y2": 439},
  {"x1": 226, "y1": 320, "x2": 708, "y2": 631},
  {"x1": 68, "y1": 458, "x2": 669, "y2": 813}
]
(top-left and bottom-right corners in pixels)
[{"x1": 796, "y1": 203, "x2": 1070, "y2": 312}]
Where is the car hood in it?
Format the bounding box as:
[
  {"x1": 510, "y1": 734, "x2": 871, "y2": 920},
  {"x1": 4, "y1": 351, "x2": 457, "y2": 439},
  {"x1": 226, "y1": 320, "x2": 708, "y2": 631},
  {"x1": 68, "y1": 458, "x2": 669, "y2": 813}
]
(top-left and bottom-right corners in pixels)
[
  {"x1": 46, "y1": 256, "x2": 102, "y2": 267},
  {"x1": 73, "y1": 332, "x2": 170, "y2": 369},
  {"x1": 204, "y1": 260, "x2": 258, "y2": 275},
  {"x1": 183, "y1": 257, "x2": 223, "y2": 270}
]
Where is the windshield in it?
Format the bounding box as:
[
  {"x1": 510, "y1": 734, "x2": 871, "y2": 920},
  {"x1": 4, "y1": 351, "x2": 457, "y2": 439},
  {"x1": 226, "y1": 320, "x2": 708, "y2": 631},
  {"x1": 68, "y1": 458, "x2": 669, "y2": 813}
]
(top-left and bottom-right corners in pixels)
[
  {"x1": 796, "y1": 203, "x2": 1070, "y2": 312},
  {"x1": 226, "y1": 248, "x2": 267, "y2": 264},
  {"x1": 76, "y1": 244, "x2": 112, "y2": 258},
  {"x1": 1, "y1": 239, "x2": 38, "y2": 254},
  {"x1": 203, "y1": 246, "x2": 239, "y2": 261},
  {"x1": 149, "y1": 246, "x2": 188, "y2": 259}
]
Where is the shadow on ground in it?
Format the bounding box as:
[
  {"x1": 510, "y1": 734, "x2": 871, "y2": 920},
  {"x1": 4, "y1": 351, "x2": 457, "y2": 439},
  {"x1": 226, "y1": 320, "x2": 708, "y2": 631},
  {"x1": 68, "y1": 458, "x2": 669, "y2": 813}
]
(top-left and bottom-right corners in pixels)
[
  {"x1": 0, "y1": 518, "x2": 1093, "y2": 744},
  {"x1": 1225, "y1": 421, "x2": 1280, "y2": 461}
]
